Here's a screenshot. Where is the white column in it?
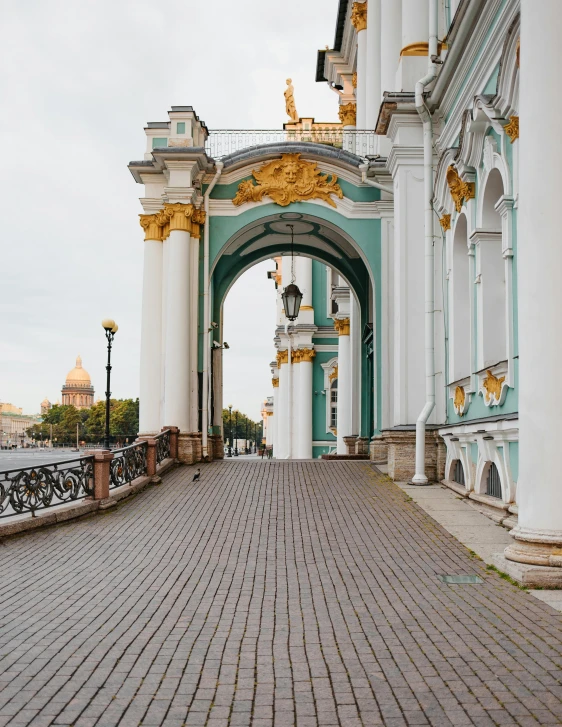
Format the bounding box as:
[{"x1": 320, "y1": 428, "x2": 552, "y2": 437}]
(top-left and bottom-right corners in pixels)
[
  {"x1": 163, "y1": 228, "x2": 191, "y2": 431},
  {"x1": 380, "y1": 0, "x2": 401, "y2": 95},
  {"x1": 271, "y1": 366, "x2": 279, "y2": 455},
  {"x1": 189, "y1": 236, "x2": 199, "y2": 433},
  {"x1": 266, "y1": 414, "x2": 273, "y2": 447},
  {"x1": 275, "y1": 352, "x2": 289, "y2": 459},
  {"x1": 355, "y1": 3, "x2": 368, "y2": 130},
  {"x1": 296, "y1": 350, "x2": 314, "y2": 459},
  {"x1": 296, "y1": 257, "x2": 314, "y2": 325},
  {"x1": 139, "y1": 228, "x2": 163, "y2": 435},
  {"x1": 160, "y1": 237, "x2": 169, "y2": 428},
  {"x1": 506, "y1": 0, "x2": 562, "y2": 567},
  {"x1": 366, "y1": 0, "x2": 381, "y2": 130},
  {"x1": 290, "y1": 351, "x2": 300, "y2": 457},
  {"x1": 350, "y1": 295, "x2": 361, "y2": 437},
  {"x1": 396, "y1": 0, "x2": 429, "y2": 91},
  {"x1": 336, "y1": 321, "x2": 352, "y2": 455}
]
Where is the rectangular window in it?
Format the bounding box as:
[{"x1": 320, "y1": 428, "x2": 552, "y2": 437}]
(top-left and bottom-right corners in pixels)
[
  {"x1": 176, "y1": 122, "x2": 185, "y2": 134},
  {"x1": 152, "y1": 137, "x2": 168, "y2": 149}
]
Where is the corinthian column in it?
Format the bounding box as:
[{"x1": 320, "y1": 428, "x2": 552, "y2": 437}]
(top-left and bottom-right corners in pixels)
[
  {"x1": 504, "y1": 1, "x2": 562, "y2": 576},
  {"x1": 163, "y1": 204, "x2": 194, "y2": 433},
  {"x1": 275, "y1": 350, "x2": 289, "y2": 459},
  {"x1": 335, "y1": 317, "x2": 352, "y2": 455},
  {"x1": 351, "y1": 1, "x2": 368, "y2": 130},
  {"x1": 366, "y1": 0, "x2": 381, "y2": 130},
  {"x1": 296, "y1": 348, "x2": 315, "y2": 459}
]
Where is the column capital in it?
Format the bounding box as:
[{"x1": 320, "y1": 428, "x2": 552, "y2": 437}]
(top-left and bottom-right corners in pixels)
[
  {"x1": 351, "y1": 1, "x2": 367, "y2": 32},
  {"x1": 334, "y1": 318, "x2": 351, "y2": 336},
  {"x1": 272, "y1": 377, "x2": 279, "y2": 388},
  {"x1": 139, "y1": 214, "x2": 164, "y2": 241},
  {"x1": 277, "y1": 350, "x2": 289, "y2": 367},
  {"x1": 299, "y1": 348, "x2": 316, "y2": 363},
  {"x1": 339, "y1": 102, "x2": 357, "y2": 126},
  {"x1": 140, "y1": 204, "x2": 206, "y2": 241}
]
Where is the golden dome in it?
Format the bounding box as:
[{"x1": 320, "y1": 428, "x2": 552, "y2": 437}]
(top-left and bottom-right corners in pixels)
[{"x1": 65, "y1": 355, "x2": 91, "y2": 385}]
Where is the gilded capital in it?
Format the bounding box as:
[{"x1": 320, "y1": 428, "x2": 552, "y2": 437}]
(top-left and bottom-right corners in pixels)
[
  {"x1": 334, "y1": 318, "x2": 350, "y2": 336},
  {"x1": 291, "y1": 349, "x2": 302, "y2": 364},
  {"x1": 163, "y1": 203, "x2": 195, "y2": 234},
  {"x1": 351, "y1": 1, "x2": 367, "y2": 32},
  {"x1": 300, "y1": 348, "x2": 316, "y2": 363},
  {"x1": 277, "y1": 350, "x2": 289, "y2": 367},
  {"x1": 440, "y1": 214, "x2": 451, "y2": 232},
  {"x1": 139, "y1": 214, "x2": 164, "y2": 241},
  {"x1": 272, "y1": 377, "x2": 279, "y2": 388},
  {"x1": 338, "y1": 102, "x2": 357, "y2": 127}
]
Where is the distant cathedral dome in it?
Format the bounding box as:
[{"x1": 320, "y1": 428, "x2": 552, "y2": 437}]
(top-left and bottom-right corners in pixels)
[{"x1": 62, "y1": 355, "x2": 95, "y2": 409}]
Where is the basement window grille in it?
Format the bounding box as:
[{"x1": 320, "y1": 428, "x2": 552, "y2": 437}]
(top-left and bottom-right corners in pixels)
[
  {"x1": 486, "y1": 462, "x2": 502, "y2": 499},
  {"x1": 453, "y1": 459, "x2": 465, "y2": 486}
]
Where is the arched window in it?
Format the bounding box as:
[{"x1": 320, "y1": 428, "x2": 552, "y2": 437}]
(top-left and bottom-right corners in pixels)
[
  {"x1": 486, "y1": 462, "x2": 502, "y2": 499},
  {"x1": 452, "y1": 459, "x2": 465, "y2": 486},
  {"x1": 330, "y1": 380, "x2": 338, "y2": 429},
  {"x1": 478, "y1": 169, "x2": 506, "y2": 368},
  {"x1": 451, "y1": 214, "x2": 470, "y2": 380}
]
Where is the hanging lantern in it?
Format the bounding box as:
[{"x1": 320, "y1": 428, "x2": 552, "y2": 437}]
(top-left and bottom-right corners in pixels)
[
  {"x1": 282, "y1": 222, "x2": 303, "y2": 322},
  {"x1": 282, "y1": 283, "x2": 303, "y2": 321}
]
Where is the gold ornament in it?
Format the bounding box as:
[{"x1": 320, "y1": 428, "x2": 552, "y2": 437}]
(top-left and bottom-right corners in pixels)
[
  {"x1": 139, "y1": 214, "x2": 164, "y2": 241},
  {"x1": 291, "y1": 349, "x2": 302, "y2": 364},
  {"x1": 482, "y1": 370, "x2": 506, "y2": 405},
  {"x1": 504, "y1": 116, "x2": 519, "y2": 143},
  {"x1": 446, "y1": 166, "x2": 475, "y2": 213},
  {"x1": 440, "y1": 214, "x2": 451, "y2": 232},
  {"x1": 338, "y1": 102, "x2": 357, "y2": 126},
  {"x1": 352, "y1": 71, "x2": 357, "y2": 89},
  {"x1": 300, "y1": 348, "x2": 316, "y2": 363},
  {"x1": 454, "y1": 386, "x2": 466, "y2": 416},
  {"x1": 139, "y1": 204, "x2": 202, "y2": 241},
  {"x1": 233, "y1": 153, "x2": 343, "y2": 208},
  {"x1": 276, "y1": 350, "x2": 289, "y2": 367},
  {"x1": 329, "y1": 366, "x2": 338, "y2": 383},
  {"x1": 350, "y1": 1, "x2": 367, "y2": 32},
  {"x1": 334, "y1": 318, "x2": 350, "y2": 336},
  {"x1": 272, "y1": 377, "x2": 279, "y2": 388}
]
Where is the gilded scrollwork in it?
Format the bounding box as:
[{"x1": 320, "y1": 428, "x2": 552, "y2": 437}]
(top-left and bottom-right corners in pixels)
[
  {"x1": 504, "y1": 116, "x2": 519, "y2": 143},
  {"x1": 481, "y1": 370, "x2": 507, "y2": 407},
  {"x1": 233, "y1": 153, "x2": 343, "y2": 208},
  {"x1": 453, "y1": 386, "x2": 467, "y2": 416},
  {"x1": 446, "y1": 166, "x2": 475, "y2": 213},
  {"x1": 338, "y1": 102, "x2": 357, "y2": 127},
  {"x1": 350, "y1": 1, "x2": 367, "y2": 32},
  {"x1": 334, "y1": 318, "x2": 350, "y2": 336},
  {"x1": 440, "y1": 214, "x2": 451, "y2": 232}
]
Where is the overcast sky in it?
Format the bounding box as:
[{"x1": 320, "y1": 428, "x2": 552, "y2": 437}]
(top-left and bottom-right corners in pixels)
[{"x1": 0, "y1": 0, "x2": 339, "y2": 422}]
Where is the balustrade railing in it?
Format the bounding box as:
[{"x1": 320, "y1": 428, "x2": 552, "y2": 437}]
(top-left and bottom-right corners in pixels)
[
  {"x1": 205, "y1": 129, "x2": 378, "y2": 159},
  {"x1": 0, "y1": 456, "x2": 94, "y2": 519},
  {"x1": 155, "y1": 429, "x2": 171, "y2": 465},
  {"x1": 110, "y1": 441, "x2": 148, "y2": 489}
]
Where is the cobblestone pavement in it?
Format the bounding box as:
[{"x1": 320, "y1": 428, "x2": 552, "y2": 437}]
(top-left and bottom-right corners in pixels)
[{"x1": 1, "y1": 462, "x2": 562, "y2": 727}]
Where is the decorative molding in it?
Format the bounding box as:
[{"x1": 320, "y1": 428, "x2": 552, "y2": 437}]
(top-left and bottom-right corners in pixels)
[
  {"x1": 447, "y1": 166, "x2": 475, "y2": 213},
  {"x1": 352, "y1": 71, "x2": 357, "y2": 89},
  {"x1": 453, "y1": 386, "x2": 467, "y2": 417},
  {"x1": 338, "y1": 102, "x2": 357, "y2": 126},
  {"x1": 272, "y1": 377, "x2": 279, "y2": 388},
  {"x1": 334, "y1": 318, "x2": 350, "y2": 336},
  {"x1": 329, "y1": 366, "x2": 338, "y2": 383},
  {"x1": 209, "y1": 195, "x2": 380, "y2": 220},
  {"x1": 504, "y1": 115, "x2": 519, "y2": 143},
  {"x1": 400, "y1": 42, "x2": 428, "y2": 57},
  {"x1": 139, "y1": 214, "x2": 164, "y2": 241},
  {"x1": 481, "y1": 370, "x2": 507, "y2": 407},
  {"x1": 440, "y1": 214, "x2": 451, "y2": 232},
  {"x1": 276, "y1": 350, "x2": 289, "y2": 367},
  {"x1": 139, "y1": 204, "x2": 207, "y2": 241},
  {"x1": 299, "y1": 348, "x2": 316, "y2": 363},
  {"x1": 232, "y1": 154, "x2": 343, "y2": 208},
  {"x1": 350, "y1": 2, "x2": 367, "y2": 32}
]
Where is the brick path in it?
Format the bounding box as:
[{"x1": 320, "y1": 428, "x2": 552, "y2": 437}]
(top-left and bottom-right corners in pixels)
[{"x1": 1, "y1": 462, "x2": 561, "y2": 727}]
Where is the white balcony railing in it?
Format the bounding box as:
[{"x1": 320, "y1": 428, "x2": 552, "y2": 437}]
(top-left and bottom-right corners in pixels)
[{"x1": 205, "y1": 129, "x2": 378, "y2": 159}]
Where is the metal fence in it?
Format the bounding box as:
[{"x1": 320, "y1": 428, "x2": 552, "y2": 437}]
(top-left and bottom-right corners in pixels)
[
  {"x1": 205, "y1": 130, "x2": 379, "y2": 159},
  {"x1": 110, "y1": 441, "x2": 148, "y2": 490},
  {"x1": 0, "y1": 456, "x2": 95, "y2": 519},
  {"x1": 155, "y1": 429, "x2": 171, "y2": 465}
]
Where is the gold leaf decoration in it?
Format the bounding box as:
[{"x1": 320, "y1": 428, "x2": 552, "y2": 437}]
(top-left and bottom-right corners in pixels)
[
  {"x1": 440, "y1": 214, "x2": 451, "y2": 232},
  {"x1": 350, "y1": 1, "x2": 367, "y2": 32},
  {"x1": 482, "y1": 370, "x2": 506, "y2": 406},
  {"x1": 446, "y1": 166, "x2": 475, "y2": 213},
  {"x1": 329, "y1": 366, "x2": 338, "y2": 383},
  {"x1": 338, "y1": 102, "x2": 357, "y2": 126},
  {"x1": 504, "y1": 115, "x2": 519, "y2": 143},
  {"x1": 233, "y1": 153, "x2": 344, "y2": 208},
  {"x1": 453, "y1": 386, "x2": 466, "y2": 416}
]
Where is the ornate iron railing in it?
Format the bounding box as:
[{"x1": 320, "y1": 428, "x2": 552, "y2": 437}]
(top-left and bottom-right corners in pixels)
[
  {"x1": 205, "y1": 129, "x2": 378, "y2": 159},
  {"x1": 0, "y1": 456, "x2": 94, "y2": 519},
  {"x1": 155, "y1": 430, "x2": 171, "y2": 465},
  {"x1": 110, "y1": 441, "x2": 148, "y2": 489}
]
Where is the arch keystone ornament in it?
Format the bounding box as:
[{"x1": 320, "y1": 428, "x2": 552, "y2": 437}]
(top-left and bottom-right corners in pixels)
[
  {"x1": 446, "y1": 166, "x2": 475, "y2": 213},
  {"x1": 233, "y1": 154, "x2": 343, "y2": 208}
]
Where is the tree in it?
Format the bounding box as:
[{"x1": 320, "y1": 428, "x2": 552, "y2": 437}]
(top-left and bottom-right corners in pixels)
[{"x1": 222, "y1": 408, "x2": 262, "y2": 446}]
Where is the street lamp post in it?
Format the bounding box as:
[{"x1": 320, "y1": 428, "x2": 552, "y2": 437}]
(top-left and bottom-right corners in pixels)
[
  {"x1": 228, "y1": 405, "x2": 233, "y2": 457},
  {"x1": 101, "y1": 318, "x2": 118, "y2": 451},
  {"x1": 245, "y1": 419, "x2": 248, "y2": 454},
  {"x1": 234, "y1": 411, "x2": 239, "y2": 456}
]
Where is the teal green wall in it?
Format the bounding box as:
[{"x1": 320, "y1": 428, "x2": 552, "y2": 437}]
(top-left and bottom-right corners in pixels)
[
  {"x1": 312, "y1": 351, "x2": 337, "y2": 443},
  {"x1": 509, "y1": 441, "x2": 519, "y2": 482},
  {"x1": 311, "y1": 260, "x2": 332, "y2": 326}
]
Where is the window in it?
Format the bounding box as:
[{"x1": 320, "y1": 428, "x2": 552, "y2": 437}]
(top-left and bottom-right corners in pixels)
[
  {"x1": 152, "y1": 137, "x2": 168, "y2": 149},
  {"x1": 452, "y1": 459, "x2": 465, "y2": 486},
  {"x1": 451, "y1": 215, "x2": 470, "y2": 380},
  {"x1": 330, "y1": 380, "x2": 338, "y2": 428},
  {"x1": 486, "y1": 462, "x2": 502, "y2": 499},
  {"x1": 176, "y1": 122, "x2": 185, "y2": 134}
]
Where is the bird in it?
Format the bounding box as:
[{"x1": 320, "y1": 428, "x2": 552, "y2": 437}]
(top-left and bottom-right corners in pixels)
[{"x1": 192, "y1": 469, "x2": 200, "y2": 483}]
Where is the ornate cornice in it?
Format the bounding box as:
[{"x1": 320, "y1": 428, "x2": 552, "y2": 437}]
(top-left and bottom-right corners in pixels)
[
  {"x1": 272, "y1": 377, "x2": 279, "y2": 388},
  {"x1": 139, "y1": 204, "x2": 206, "y2": 241},
  {"x1": 504, "y1": 115, "x2": 519, "y2": 143},
  {"x1": 338, "y1": 102, "x2": 357, "y2": 127},
  {"x1": 334, "y1": 318, "x2": 350, "y2": 336},
  {"x1": 350, "y1": 1, "x2": 367, "y2": 32},
  {"x1": 440, "y1": 214, "x2": 451, "y2": 232},
  {"x1": 446, "y1": 166, "x2": 475, "y2": 213}
]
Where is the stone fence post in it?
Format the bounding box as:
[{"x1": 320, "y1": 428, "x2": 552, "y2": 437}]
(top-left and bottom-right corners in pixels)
[
  {"x1": 163, "y1": 426, "x2": 179, "y2": 460},
  {"x1": 93, "y1": 450, "x2": 113, "y2": 500},
  {"x1": 146, "y1": 439, "x2": 157, "y2": 477}
]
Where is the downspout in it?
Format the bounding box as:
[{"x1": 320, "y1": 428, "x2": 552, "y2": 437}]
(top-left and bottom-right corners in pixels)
[
  {"x1": 202, "y1": 160, "x2": 224, "y2": 460},
  {"x1": 411, "y1": 0, "x2": 438, "y2": 485},
  {"x1": 286, "y1": 322, "x2": 292, "y2": 460},
  {"x1": 358, "y1": 163, "x2": 394, "y2": 195}
]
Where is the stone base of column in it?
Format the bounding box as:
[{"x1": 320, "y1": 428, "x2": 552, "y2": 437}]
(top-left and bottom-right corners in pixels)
[
  {"x1": 370, "y1": 435, "x2": 387, "y2": 463},
  {"x1": 343, "y1": 436, "x2": 358, "y2": 456},
  {"x1": 504, "y1": 527, "x2": 562, "y2": 574},
  {"x1": 381, "y1": 429, "x2": 445, "y2": 482},
  {"x1": 356, "y1": 437, "x2": 370, "y2": 455},
  {"x1": 178, "y1": 432, "x2": 203, "y2": 465},
  {"x1": 492, "y1": 553, "x2": 562, "y2": 588},
  {"x1": 208, "y1": 435, "x2": 224, "y2": 460}
]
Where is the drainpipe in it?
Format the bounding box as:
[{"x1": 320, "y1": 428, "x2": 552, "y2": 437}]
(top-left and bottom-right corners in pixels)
[
  {"x1": 286, "y1": 322, "x2": 292, "y2": 460},
  {"x1": 202, "y1": 161, "x2": 224, "y2": 460},
  {"x1": 411, "y1": 0, "x2": 438, "y2": 485},
  {"x1": 358, "y1": 163, "x2": 394, "y2": 195}
]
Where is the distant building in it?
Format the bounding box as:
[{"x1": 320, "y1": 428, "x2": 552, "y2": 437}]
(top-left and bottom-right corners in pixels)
[
  {"x1": 0, "y1": 403, "x2": 40, "y2": 447},
  {"x1": 61, "y1": 355, "x2": 95, "y2": 409},
  {"x1": 40, "y1": 398, "x2": 52, "y2": 416}
]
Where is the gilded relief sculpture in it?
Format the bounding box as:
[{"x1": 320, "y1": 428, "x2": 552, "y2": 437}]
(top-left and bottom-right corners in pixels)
[
  {"x1": 446, "y1": 166, "x2": 475, "y2": 212},
  {"x1": 233, "y1": 153, "x2": 344, "y2": 208},
  {"x1": 482, "y1": 370, "x2": 506, "y2": 406}
]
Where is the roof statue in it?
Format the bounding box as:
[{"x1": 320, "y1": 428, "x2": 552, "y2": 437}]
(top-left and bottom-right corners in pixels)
[{"x1": 284, "y1": 79, "x2": 299, "y2": 122}]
